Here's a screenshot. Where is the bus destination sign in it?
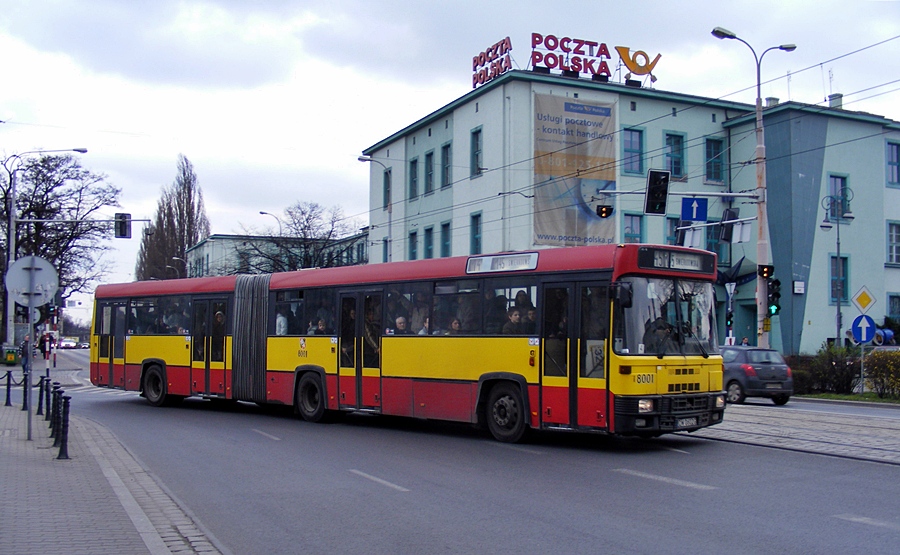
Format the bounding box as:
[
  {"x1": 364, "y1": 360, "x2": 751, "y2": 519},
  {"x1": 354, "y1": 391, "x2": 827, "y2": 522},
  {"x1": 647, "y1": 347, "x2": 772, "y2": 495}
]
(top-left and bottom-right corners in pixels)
[
  {"x1": 467, "y1": 252, "x2": 539, "y2": 274},
  {"x1": 637, "y1": 248, "x2": 714, "y2": 274}
]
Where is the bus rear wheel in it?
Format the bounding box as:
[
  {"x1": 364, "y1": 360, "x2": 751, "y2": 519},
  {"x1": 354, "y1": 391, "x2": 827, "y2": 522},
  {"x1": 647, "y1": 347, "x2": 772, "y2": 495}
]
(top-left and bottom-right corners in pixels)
[
  {"x1": 486, "y1": 383, "x2": 527, "y2": 443},
  {"x1": 296, "y1": 373, "x2": 326, "y2": 422}
]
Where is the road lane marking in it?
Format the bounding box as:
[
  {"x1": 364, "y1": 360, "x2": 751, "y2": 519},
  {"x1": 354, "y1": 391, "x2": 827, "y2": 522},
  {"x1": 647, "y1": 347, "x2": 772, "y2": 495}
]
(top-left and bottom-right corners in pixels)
[
  {"x1": 491, "y1": 443, "x2": 546, "y2": 455},
  {"x1": 663, "y1": 447, "x2": 691, "y2": 454},
  {"x1": 834, "y1": 514, "x2": 900, "y2": 531},
  {"x1": 613, "y1": 468, "x2": 717, "y2": 490},
  {"x1": 349, "y1": 469, "x2": 410, "y2": 492},
  {"x1": 251, "y1": 429, "x2": 281, "y2": 441}
]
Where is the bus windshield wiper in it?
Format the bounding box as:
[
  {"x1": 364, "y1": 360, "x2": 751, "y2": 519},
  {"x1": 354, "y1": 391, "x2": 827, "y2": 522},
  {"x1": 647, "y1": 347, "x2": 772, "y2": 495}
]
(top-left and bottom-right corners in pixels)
[{"x1": 681, "y1": 323, "x2": 709, "y2": 358}]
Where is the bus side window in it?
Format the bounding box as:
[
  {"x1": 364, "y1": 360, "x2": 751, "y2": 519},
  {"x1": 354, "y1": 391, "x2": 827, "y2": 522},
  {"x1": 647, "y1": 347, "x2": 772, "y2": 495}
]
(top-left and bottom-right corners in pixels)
[
  {"x1": 543, "y1": 287, "x2": 568, "y2": 377},
  {"x1": 580, "y1": 286, "x2": 608, "y2": 378}
]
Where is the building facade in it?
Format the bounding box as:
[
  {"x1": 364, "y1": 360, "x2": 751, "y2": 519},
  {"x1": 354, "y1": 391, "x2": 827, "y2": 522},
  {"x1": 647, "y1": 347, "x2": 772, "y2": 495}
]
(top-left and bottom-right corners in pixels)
[{"x1": 361, "y1": 69, "x2": 900, "y2": 355}]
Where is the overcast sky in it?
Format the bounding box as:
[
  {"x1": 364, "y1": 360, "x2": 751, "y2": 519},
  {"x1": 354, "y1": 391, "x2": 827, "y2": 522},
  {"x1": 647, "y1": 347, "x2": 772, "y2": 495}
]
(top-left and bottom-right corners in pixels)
[{"x1": 1, "y1": 0, "x2": 899, "y2": 319}]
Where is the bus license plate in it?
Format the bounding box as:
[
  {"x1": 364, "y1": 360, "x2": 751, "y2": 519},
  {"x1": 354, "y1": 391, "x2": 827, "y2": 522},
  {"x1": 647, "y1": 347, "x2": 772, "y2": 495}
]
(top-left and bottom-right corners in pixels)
[{"x1": 677, "y1": 417, "x2": 697, "y2": 428}]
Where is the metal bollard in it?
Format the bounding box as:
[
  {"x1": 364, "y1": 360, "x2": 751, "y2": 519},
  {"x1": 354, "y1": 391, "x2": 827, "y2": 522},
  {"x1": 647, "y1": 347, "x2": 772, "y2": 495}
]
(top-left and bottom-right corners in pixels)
[
  {"x1": 52, "y1": 388, "x2": 65, "y2": 446},
  {"x1": 4, "y1": 371, "x2": 11, "y2": 407},
  {"x1": 44, "y1": 379, "x2": 52, "y2": 421},
  {"x1": 36, "y1": 376, "x2": 45, "y2": 416},
  {"x1": 49, "y1": 383, "x2": 60, "y2": 430},
  {"x1": 57, "y1": 395, "x2": 71, "y2": 460},
  {"x1": 21, "y1": 369, "x2": 30, "y2": 412}
]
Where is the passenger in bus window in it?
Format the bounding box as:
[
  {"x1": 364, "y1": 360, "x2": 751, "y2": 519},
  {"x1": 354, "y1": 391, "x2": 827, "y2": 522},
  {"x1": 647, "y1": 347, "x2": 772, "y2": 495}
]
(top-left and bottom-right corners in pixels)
[
  {"x1": 363, "y1": 309, "x2": 381, "y2": 366},
  {"x1": 313, "y1": 319, "x2": 331, "y2": 335},
  {"x1": 445, "y1": 318, "x2": 462, "y2": 335},
  {"x1": 417, "y1": 317, "x2": 431, "y2": 335},
  {"x1": 393, "y1": 316, "x2": 411, "y2": 334},
  {"x1": 502, "y1": 308, "x2": 523, "y2": 335},
  {"x1": 514, "y1": 290, "x2": 535, "y2": 312},
  {"x1": 275, "y1": 308, "x2": 289, "y2": 336},
  {"x1": 456, "y1": 294, "x2": 481, "y2": 333},
  {"x1": 523, "y1": 308, "x2": 537, "y2": 335},
  {"x1": 484, "y1": 292, "x2": 508, "y2": 334}
]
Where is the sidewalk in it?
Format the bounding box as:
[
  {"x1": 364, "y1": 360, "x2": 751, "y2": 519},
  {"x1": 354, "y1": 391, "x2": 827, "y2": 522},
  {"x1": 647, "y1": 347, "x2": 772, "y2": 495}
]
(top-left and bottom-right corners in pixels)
[{"x1": 0, "y1": 368, "x2": 224, "y2": 555}]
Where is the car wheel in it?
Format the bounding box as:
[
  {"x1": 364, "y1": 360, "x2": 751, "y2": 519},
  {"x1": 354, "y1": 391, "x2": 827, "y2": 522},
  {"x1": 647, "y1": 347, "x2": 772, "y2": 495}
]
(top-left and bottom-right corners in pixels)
[
  {"x1": 486, "y1": 383, "x2": 527, "y2": 443},
  {"x1": 143, "y1": 365, "x2": 181, "y2": 407},
  {"x1": 772, "y1": 394, "x2": 790, "y2": 406},
  {"x1": 296, "y1": 373, "x2": 326, "y2": 422},
  {"x1": 726, "y1": 381, "x2": 745, "y2": 404}
]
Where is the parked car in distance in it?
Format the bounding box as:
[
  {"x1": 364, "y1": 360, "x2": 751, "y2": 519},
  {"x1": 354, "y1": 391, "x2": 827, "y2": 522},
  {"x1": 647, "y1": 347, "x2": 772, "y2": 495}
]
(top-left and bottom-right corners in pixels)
[
  {"x1": 720, "y1": 345, "x2": 793, "y2": 405},
  {"x1": 77, "y1": 342, "x2": 89, "y2": 349},
  {"x1": 58, "y1": 338, "x2": 77, "y2": 349}
]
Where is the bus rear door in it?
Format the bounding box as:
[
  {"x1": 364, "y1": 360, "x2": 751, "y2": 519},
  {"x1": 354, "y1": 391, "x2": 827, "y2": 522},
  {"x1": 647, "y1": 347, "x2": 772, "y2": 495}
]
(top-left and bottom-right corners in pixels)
[
  {"x1": 337, "y1": 291, "x2": 383, "y2": 411},
  {"x1": 190, "y1": 298, "x2": 228, "y2": 397},
  {"x1": 540, "y1": 283, "x2": 609, "y2": 430},
  {"x1": 95, "y1": 301, "x2": 126, "y2": 388}
]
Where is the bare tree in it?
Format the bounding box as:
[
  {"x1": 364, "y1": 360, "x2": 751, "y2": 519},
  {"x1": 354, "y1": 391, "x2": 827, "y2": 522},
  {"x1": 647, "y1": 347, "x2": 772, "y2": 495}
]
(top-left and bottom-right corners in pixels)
[
  {"x1": 0, "y1": 154, "x2": 121, "y2": 341},
  {"x1": 135, "y1": 155, "x2": 211, "y2": 280},
  {"x1": 236, "y1": 201, "x2": 361, "y2": 274}
]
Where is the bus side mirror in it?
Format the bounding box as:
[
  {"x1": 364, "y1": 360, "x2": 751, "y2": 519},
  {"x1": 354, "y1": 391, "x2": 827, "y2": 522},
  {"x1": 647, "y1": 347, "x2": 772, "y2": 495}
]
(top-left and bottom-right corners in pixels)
[{"x1": 615, "y1": 282, "x2": 633, "y2": 308}]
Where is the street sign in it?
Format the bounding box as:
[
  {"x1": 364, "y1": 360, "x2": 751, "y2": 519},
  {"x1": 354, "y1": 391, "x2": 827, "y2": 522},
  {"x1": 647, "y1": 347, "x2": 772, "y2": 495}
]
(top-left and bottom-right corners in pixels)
[
  {"x1": 681, "y1": 197, "x2": 708, "y2": 222},
  {"x1": 852, "y1": 286, "x2": 876, "y2": 314},
  {"x1": 5, "y1": 256, "x2": 58, "y2": 307},
  {"x1": 852, "y1": 314, "x2": 876, "y2": 344}
]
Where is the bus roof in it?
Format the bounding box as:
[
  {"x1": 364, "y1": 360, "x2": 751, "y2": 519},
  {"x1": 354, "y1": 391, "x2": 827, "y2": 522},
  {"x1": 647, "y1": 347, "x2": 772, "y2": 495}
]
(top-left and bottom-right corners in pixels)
[{"x1": 94, "y1": 244, "x2": 714, "y2": 299}]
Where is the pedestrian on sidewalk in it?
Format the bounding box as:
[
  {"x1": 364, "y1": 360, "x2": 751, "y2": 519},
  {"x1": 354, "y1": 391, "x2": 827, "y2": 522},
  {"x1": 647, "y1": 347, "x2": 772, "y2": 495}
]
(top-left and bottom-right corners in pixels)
[{"x1": 19, "y1": 334, "x2": 30, "y2": 373}]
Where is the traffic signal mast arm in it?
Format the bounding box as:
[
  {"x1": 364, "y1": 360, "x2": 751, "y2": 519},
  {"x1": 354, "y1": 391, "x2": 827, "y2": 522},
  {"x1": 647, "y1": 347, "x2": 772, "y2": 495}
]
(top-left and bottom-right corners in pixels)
[{"x1": 15, "y1": 215, "x2": 149, "y2": 239}]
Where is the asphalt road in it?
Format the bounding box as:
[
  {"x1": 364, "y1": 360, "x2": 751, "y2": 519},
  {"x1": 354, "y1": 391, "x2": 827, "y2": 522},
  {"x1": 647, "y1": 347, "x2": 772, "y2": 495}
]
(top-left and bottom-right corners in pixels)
[{"x1": 52, "y1": 350, "x2": 900, "y2": 554}]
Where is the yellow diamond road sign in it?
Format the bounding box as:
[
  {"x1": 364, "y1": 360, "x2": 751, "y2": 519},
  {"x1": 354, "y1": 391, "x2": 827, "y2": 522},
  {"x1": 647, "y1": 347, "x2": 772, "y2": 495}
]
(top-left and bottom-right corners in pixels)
[{"x1": 852, "y1": 286, "x2": 876, "y2": 314}]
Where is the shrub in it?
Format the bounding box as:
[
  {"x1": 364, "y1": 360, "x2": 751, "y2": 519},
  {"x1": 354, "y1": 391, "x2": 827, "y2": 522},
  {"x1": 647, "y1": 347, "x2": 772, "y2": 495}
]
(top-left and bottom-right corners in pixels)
[
  {"x1": 807, "y1": 343, "x2": 859, "y2": 394},
  {"x1": 864, "y1": 350, "x2": 900, "y2": 399}
]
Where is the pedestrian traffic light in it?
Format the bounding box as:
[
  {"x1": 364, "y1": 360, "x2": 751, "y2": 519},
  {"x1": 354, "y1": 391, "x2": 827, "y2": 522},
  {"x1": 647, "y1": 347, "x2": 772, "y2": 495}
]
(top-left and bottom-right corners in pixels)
[
  {"x1": 757, "y1": 264, "x2": 774, "y2": 278},
  {"x1": 726, "y1": 311, "x2": 734, "y2": 327},
  {"x1": 643, "y1": 170, "x2": 670, "y2": 215},
  {"x1": 114, "y1": 212, "x2": 132, "y2": 239},
  {"x1": 596, "y1": 205, "x2": 614, "y2": 218},
  {"x1": 767, "y1": 278, "x2": 781, "y2": 315}
]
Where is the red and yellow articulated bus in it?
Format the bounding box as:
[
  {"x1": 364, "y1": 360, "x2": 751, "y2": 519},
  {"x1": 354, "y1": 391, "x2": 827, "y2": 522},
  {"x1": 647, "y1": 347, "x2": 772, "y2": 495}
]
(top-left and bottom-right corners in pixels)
[{"x1": 90, "y1": 244, "x2": 725, "y2": 442}]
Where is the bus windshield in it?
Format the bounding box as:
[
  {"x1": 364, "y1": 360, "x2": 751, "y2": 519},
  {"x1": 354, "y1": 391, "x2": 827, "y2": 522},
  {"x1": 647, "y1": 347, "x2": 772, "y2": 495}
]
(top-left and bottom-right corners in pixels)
[{"x1": 614, "y1": 277, "x2": 719, "y2": 357}]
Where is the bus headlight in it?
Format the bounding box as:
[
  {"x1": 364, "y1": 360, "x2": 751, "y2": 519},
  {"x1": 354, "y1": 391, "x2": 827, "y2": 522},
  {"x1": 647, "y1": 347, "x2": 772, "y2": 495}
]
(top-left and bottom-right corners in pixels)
[
  {"x1": 638, "y1": 399, "x2": 654, "y2": 413},
  {"x1": 715, "y1": 394, "x2": 725, "y2": 408}
]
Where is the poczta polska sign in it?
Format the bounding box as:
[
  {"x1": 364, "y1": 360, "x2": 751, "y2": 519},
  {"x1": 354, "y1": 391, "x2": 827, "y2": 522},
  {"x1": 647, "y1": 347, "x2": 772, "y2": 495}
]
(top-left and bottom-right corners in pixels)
[{"x1": 471, "y1": 33, "x2": 662, "y2": 89}]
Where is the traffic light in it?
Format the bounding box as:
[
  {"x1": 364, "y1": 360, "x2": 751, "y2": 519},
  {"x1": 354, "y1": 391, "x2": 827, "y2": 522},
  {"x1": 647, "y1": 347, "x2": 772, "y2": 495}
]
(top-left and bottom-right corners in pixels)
[
  {"x1": 757, "y1": 264, "x2": 774, "y2": 279},
  {"x1": 719, "y1": 208, "x2": 739, "y2": 242},
  {"x1": 726, "y1": 311, "x2": 734, "y2": 327},
  {"x1": 48, "y1": 305, "x2": 57, "y2": 317},
  {"x1": 596, "y1": 205, "x2": 613, "y2": 218},
  {"x1": 643, "y1": 170, "x2": 670, "y2": 215},
  {"x1": 767, "y1": 278, "x2": 781, "y2": 315},
  {"x1": 114, "y1": 213, "x2": 132, "y2": 239}
]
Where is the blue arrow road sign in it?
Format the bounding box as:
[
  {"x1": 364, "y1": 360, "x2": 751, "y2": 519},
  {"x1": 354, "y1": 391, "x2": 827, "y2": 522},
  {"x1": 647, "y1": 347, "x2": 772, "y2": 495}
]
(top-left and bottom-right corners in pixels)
[
  {"x1": 852, "y1": 314, "x2": 876, "y2": 343},
  {"x1": 681, "y1": 197, "x2": 708, "y2": 222}
]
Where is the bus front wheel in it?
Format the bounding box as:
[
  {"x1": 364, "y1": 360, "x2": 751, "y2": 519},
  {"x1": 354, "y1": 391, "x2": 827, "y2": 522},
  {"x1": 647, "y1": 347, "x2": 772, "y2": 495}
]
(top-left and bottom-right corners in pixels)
[
  {"x1": 486, "y1": 383, "x2": 527, "y2": 443},
  {"x1": 296, "y1": 373, "x2": 326, "y2": 422},
  {"x1": 143, "y1": 365, "x2": 171, "y2": 407}
]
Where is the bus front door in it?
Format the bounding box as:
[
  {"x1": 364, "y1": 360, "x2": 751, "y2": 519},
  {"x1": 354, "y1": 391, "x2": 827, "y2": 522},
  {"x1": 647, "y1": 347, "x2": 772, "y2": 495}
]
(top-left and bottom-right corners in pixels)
[
  {"x1": 540, "y1": 283, "x2": 609, "y2": 429},
  {"x1": 337, "y1": 292, "x2": 383, "y2": 411},
  {"x1": 95, "y1": 301, "x2": 126, "y2": 388},
  {"x1": 190, "y1": 299, "x2": 228, "y2": 397}
]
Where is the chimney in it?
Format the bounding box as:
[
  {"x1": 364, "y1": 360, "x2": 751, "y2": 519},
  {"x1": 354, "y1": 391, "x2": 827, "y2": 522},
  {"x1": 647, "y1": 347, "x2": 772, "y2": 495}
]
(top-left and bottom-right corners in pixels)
[
  {"x1": 828, "y1": 93, "x2": 843, "y2": 109},
  {"x1": 765, "y1": 97, "x2": 779, "y2": 107}
]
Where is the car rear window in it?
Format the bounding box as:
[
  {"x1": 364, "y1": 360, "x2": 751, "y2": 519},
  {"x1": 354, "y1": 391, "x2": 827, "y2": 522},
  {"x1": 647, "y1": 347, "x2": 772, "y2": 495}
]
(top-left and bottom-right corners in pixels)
[
  {"x1": 748, "y1": 350, "x2": 786, "y2": 364},
  {"x1": 721, "y1": 349, "x2": 740, "y2": 363}
]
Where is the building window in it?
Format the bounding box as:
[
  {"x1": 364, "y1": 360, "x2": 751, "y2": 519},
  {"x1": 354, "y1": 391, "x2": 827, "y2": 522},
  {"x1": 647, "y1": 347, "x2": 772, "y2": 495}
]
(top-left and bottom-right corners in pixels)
[
  {"x1": 889, "y1": 294, "x2": 900, "y2": 320},
  {"x1": 623, "y1": 129, "x2": 643, "y2": 174},
  {"x1": 828, "y1": 174, "x2": 850, "y2": 220},
  {"x1": 889, "y1": 222, "x2": 900, "y2": 264},
  {"x1": 830, "y1": 255, "x2": 849, "y2": 304},
  {"x1": 470, "y1": 128, "x2": 483, "y2": 177},
  {"x1": 409, "y1": 231, "x2": 418, "y2": 261},
  {"x1": 424, "y1": 151, "x2": 434, "y2": 194},
  {"x1": 705, "y1": 138, "x2": 725, "y2": 183},
  {"x1": 409, "y1": 159, "x2": 419, "y2": 200},
  {"x1": 889, "y1": 142, "x2": 900, "y2": 186},
  {"x1": 665, "y1": 133, "x2": 685, "y2": 178},
  {"x1": 470, "y1": 213, "x2": 482, "y2": 254},
  {"x1": 382, "y1": 239, "x2": 388, "y2": 263},
  {"x1": 440, "y1": 221, "x2": 451, "y2": 257},
  {"x1": 623, "y1": 214, "x2": 642, "y2": 243},
  {"x1": 382, "y1": 169, "x2": 392, "y2": 210},
  {"x1": 424, "y1": 227, "x2": 434, "y2": 259},
  {"x1": 441, "y1": 143, "x2": 452, "y2": 188}
]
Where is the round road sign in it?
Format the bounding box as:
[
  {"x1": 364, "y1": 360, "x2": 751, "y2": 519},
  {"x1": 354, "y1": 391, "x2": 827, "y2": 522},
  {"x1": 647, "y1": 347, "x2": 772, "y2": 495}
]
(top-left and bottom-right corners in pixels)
[{"x1": 4, "y1": 256, "x2": 59, "y2": 307}]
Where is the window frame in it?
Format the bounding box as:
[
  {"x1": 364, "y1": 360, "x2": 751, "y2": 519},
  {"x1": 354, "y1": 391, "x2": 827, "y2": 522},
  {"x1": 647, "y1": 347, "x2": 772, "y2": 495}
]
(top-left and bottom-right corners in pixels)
[
  {"x1": 622, "y1": 128, "x2": 644, "y2": 175},
  {"x1": 409, "y1": 230, "x2": 418, "y2": 261},
  {"x1": 664, "y1": 132, "x2": 686, "y2": 179},
  {"x1": 409, "y1": 158, "x2": 419, "y2": 200},
  {"x1": 623, "y1": 213, "x2": 643, "y2": 243},
  {"x1": 441, "y1": 142, "x2": 452, "y2": 188},
  {"x1": 888, "y1": 142, "x2": 900, "y2": 187},
  {"x1": 704, "y1": 137, "x2": 725, "y2": 184},
  {"x1": 470, "y1": 127, "x2": 483, "y2": 178},
  {"x1": 470, "y1": 212, "x2": 482, "y2": 254},
  {"x1": 440, "y1": 221, "x2": 451, "y2": 258},
  {"x1": 424, "y1": 150, "x2": 435, "y2": 195}
]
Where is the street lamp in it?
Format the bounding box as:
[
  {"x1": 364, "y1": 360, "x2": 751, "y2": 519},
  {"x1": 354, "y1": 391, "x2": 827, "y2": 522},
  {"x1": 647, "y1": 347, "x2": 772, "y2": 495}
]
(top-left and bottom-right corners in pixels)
[
  {"x1": 358, "y1": 155, "x2": 392, "y2": 262},
  {"x1": 259, "y1": 211, "x2": 283, "y2": 236},
  {"x1": 3, "y1": 148, "x2": 88, "y2": 347},
  {"x1": 820, "y1": 189, "x2": 854, "y2": 345},
  {"x1": 712, "y1": 27, "x2": 795, "y2": 348},
  {"x1": 165, "y1": 265, "x2": 180, "y2": 279},
  {"x1": 171, "y1": 256, "x2": 187, "y2": 278},
  {"x1": 259, "y1": 211, "x2": 285, "y2": 272}
]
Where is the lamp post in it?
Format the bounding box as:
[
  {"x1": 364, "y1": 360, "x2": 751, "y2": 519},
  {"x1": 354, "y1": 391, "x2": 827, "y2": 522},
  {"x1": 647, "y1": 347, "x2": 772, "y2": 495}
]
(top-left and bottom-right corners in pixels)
[
  {"x1": 358, "y1": 155, "x2": 392, "y2": 262},
  {"x1": 165, "y1": 265, "x2": 180, "y2": 279},
  {"x1": 820, "y1": 189, "x2": 854, "y2": 345},
  {"x1": 259, "y1": 211, "x2": 285, "y2": 272},
  {"x1": 711, "y1": 27, "x2": 795, "y2": 348},
  {"x1": 3, "y1": 148, "x2": 88, "y2": 347},
  {"x1": 171, "y1": 256, "x2": 187, "y2": 278}
]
